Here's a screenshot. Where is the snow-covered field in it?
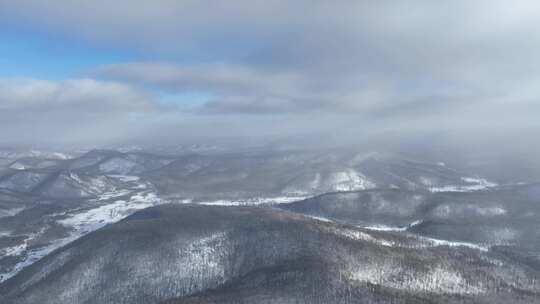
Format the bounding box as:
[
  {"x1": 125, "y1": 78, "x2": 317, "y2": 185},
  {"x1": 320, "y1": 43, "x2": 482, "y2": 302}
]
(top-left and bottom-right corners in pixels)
[
  {"x1": 283, "y1": 169, "x2": 376, "y2": 196},
  {"x1": 197, "y1": 196, "x2": 307, "y2": 206},
  {"x1": 362, "y1": 219, "x2": 423, "y2": 232},
  {"x1": 429, "y1": 177, "x2": 497, "y2": 192},
  {"x1": 58, "y1": 193, "x2": 161, "y2": 233},
  {"x1": 0, "y1": 229, "x2": 78, "y2": 282},
  {"x1": 0, "y1": 175, "x2": 165, "y2": 283}
]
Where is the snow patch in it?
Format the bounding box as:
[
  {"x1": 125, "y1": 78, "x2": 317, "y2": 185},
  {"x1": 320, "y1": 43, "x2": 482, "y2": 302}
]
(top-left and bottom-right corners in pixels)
[
  {"x1": 432, "y1": 204, "x2": 507, "y2": 219},
  {"x1": 362, "y1": 220, "x2": 423, "y2": 232},
  {"x1": 107, "y1": 175, "x2": 140, "y2": 182},
  {"x1": 0, "y1": 207, "x2": 25, "y2": 218},
  {"x1": 0, "y1": 230, "x2": 12, "y2": 237},
  {"x1": 350, "y1": 263, "x2": 485, "y2": 294},
  {"x1": 99, "y1": 158, "x2": 138, "y2": 175},
  {"x1": 198, "y1": 196, "x2": 306, "y2": 206},
  {"x1": 0, "y1": 177, "x2": 165, "y2": 282},
  {"x1": 308, "y1": 215, "x2": 333, "y2": 223},
  {"x1": 9, "y1": 162, "x2": 26, "y2": 170},
  {"x1": 417, "y1": 236, "x2": 489, "y2": 252},
  {"x1": 58, "y1": 191, "x2": 163, "y2": 233},
  {"x1": 429, "y1": 177, "x2": 497, "y2": 193},
  {"x1": 328, "y1": 169, "x2": 376, "y2": 192}
]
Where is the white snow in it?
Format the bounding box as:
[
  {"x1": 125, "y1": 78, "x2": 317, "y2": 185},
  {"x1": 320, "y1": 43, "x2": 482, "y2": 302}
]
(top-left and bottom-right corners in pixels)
[
  {"x1": 58, "y1": 182, "x2": 164, "y2": 234},
  {"x1": 360, "y1": 220, "x2": 488, "y2": 251},
  {"x1": 362, "y1": 220, "x2": 423, "y2": 232},
  {"x1": 416, "y1": 236, "x2": 489, "y2": 252},
  {"x1": 98, "y1": 158, "x2": 137, "y2": 175},
  {"x1": 306, "y1": 214, "x2": 489, "y2": 253},
  {"x1": 362, "y1": 224, "x2": 408, "y2": 232},
  {"x1": 183, "y1": 232, "x2": 227, "y2": 275},
  {"x1": 107, "y1": 175, "x2": 140, "y2": 182},
  {"x1": 0, "y1": 230, "x2": 12, "y2": 237},
  {"x1": 0, "y1": 207, "x2": 25, "y2": 218},
  {"x1": 51, "y1": 152, "x2": 71, "y2": 160},
  {"x1": 0, "y1": 231, "x2": 79, "y2": 283},
  {"x1": 284, "y1": 169, "x2": 376, "y2": 195},
  {"x1": 308, "y1": 215, "x2": 333, "y2": 223},
  {"x1": 68, "y1": 173, "x2": 112, "y2": 195},
  {"x1": 29, "y1": 150, "x2": 71, "y2": 160},
  {"x1": 482, "y1": 227, "x2": 518, "y2": 245},
  {"x1": 351, "y1": 263, "x2": 485, "y2": 294},
  {"x1": 0, "y1": 176, "x2": 165, "y2": 283},
  {"x1": 9, "y1": 162, "x2": 26, "y2": 170},
  {"x1": 326, "y1": 225, "x2": 395, "y2": 247},
  {"x1": 429, "y1": 177, "x2": 497, "y2": 193},
  {"x1": 475, "y1": 206, "x2": 507, "y2": 216},
  {"x1": 2, "y1": 243, "x2": 27, "y2": 257},
  {"x1": 58, "y1": 199, "x2": 150, "y2": 232},
  {"x1": 462, "y1": 177, "x2": 497, "y2": 187},
  {"x1": 328, "y1": 169, "x2": 376, "y2": 192},
  {"x1": 198, "y1": 196, "x2": 306, "y2": 206},
  {"x1": 409, "y1": 219, "x2": 423, "y2": 227},
  {"x1": 432, "y1": 204, "x2": 507, "y2": 219}
]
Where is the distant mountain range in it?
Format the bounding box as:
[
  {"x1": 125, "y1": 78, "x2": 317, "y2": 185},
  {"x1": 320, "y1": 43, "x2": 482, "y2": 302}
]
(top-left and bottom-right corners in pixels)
[{"x1": 0, "y1": 148, "x2": 538, "y2": 303}]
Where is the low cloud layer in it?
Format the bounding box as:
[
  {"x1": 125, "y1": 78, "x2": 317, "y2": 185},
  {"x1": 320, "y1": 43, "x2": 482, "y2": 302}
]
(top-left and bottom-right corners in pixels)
[
  {"x1": 0, "y1": 78, "x2": 161, "y2": 146},
  {"x1": 0, "y1": 78, "x2": 154, "y2": 114}
]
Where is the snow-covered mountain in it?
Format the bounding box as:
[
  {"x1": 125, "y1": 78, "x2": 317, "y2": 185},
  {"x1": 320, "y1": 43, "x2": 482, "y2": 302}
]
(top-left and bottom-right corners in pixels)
[
  {"x1": 0, "y1": 148, "x2": 534, "y2": 302},
  {"x1": 0, "y1": 148, "x2": 73, "y2": 161},
  {"x1": 0, "y1": 174, "x2": 164, "y2": 283},
  {"x1": 142, "y1": 150, "x2": 496, "y2": 200},
  {"x1": 1, "y1": 204, "x2": 538, "y2": 304},
  {"x1": 281, "y1": 183, "x2": 540, "y2": 256}
]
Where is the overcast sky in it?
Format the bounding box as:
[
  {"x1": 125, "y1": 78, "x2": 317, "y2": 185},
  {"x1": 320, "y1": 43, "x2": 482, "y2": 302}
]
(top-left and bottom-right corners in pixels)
[{"x1": 0, "y1": 1, "x2": 539, "y2": 149}]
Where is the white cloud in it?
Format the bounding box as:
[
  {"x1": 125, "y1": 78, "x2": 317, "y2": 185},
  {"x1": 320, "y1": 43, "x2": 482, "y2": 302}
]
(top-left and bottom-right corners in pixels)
[
  {"x1": 0, "y1": 78, "x2": 161, "y2": 146},
  {"x1": 0, "y1": 78, "x2": 155, "y2": 113}
]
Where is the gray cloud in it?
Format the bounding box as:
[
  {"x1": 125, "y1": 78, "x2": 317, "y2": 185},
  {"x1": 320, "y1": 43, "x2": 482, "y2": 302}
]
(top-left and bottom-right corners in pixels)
[
  {"x1": 0, "y1": 78, "x2": 155, "y2": 113},
  {"x1": 0, "y1": 78, "x2": 161, "y2": 146},
  {"x1": 94, "y1": 61, "x2": 472, "y2": 117},
  {"x1": 92, "y1": 62, "x2": 349, "y2": 114},
  {"x1": 0, "y1": 1, "x2": 539, "y2": 149}
]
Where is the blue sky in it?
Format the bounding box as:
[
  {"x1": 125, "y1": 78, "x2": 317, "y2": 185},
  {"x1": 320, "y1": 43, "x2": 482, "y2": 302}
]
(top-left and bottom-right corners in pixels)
[
  {"x1": 0, "y1": 26, "x2": 217, "y2": 108},
  {"x1": 0, "y1": 28, "x2": 136, "y2": 80}
]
